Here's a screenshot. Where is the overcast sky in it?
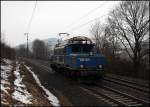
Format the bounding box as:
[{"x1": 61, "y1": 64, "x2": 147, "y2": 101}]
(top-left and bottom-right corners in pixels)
[{"x1": 1, "y1": 1, "x2": 121, "y2": 47}]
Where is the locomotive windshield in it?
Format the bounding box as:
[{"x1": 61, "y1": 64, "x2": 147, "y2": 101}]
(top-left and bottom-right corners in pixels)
[{"x1": 71, "y1": 44, "x2": 93, "y2": 53}]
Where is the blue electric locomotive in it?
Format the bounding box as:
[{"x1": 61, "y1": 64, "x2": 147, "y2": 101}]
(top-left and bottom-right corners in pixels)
[{"x1": 50, "y1": 36, "x2": 106, "y2": 80}]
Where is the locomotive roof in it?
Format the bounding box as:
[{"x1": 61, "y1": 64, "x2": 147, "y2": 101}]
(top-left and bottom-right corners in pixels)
[
  {"x1": 68, "y1": 36, "x2": 92, "y2": 43},
  {"x1": 55, "y1": 36, "x2": 93, "y2": 48}
]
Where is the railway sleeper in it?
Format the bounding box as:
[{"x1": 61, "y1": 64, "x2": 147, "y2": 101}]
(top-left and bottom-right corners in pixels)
[
  {"x1": 127, "y1": 103, "x2": 143, "y2": 106},
  {"x1": 126, "y1": 101, "x2": 141, "y2": 105}
]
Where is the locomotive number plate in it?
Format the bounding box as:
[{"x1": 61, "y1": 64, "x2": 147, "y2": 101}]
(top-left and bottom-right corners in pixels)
[{"x1": 79, "y1": 58, "x2": 90, "y2": 61}]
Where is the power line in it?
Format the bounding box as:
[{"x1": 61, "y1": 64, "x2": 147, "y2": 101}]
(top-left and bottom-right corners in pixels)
[
  {"x1": 67, "y1": 14, "x2": 108, "y2": 33},
  {"x1": 64, "y1": 1, "x2": 107, "y2": 31},
  {"x1": 25, "y1": 1, "x2": 37, "y2": 58},
  {"x1": 27, "y1": 0, "x2": 37, "y2": 33}
]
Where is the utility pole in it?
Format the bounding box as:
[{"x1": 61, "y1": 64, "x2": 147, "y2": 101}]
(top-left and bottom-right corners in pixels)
[{"x1": 24, "y1": 33, "x2": 29, "y2": 58}]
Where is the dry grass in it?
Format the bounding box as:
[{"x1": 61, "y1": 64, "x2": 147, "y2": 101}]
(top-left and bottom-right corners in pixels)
[
  {"x1": 1, "y1": 61, "x2": 52, "y2": 106},
  {"x1": 19, "y1": 63, "x2": 52, "y2": 106},
  {"x1": 1, "y1": 61, "x2": 21, "y2": 106},
  {"x1": 2, "y1": 60, "x2": 73, "y2": 106},
  {"x1": 51, "y1": 89, "x2": 73, "y2": 106}
]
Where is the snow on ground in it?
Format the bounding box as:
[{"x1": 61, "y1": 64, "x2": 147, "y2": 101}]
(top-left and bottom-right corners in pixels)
[
  {"x1": 1, "y1": 59, "x2": 13, "y2": 105},
  {"x1": 25, "y1": 65, "x2": 60, "y2": 106},
  {"x1": 1, "y1": 59, "x2": 34, "y2": 105},
  {"x1": 1, "y1": 59, "x2": 60, "y2": 106},
  {"x1": 1, "y1": 59, "x2": 12, "y2": 94},
  {"x1": 12, "y1": 62, "x2": 33, "y2": 104},
  {"x1": 2, "y1": 58, "x2": 13, "y2": 64}
]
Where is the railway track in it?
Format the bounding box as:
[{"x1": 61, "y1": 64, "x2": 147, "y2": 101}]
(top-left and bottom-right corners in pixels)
[
  {"x1": 103, "y1": 75, "x2": 150, "y2": 93},
  {"x1": 80, "y1": 85, "x2": 149, "y2": 106},
  {"x1": 106, "y1": 74, "x2": 149, "y2": 88},
  {"x1": 23, "y1": 58, "x2": 149, "y2": 106}
]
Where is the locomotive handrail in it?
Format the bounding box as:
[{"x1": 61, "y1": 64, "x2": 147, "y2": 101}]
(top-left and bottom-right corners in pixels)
[
  {"x1": 68, "y1": 36, "x2": 93, "y2": 44},
  {"x1": 55, "y1": 36, "x2": 94, "y2": 47}
]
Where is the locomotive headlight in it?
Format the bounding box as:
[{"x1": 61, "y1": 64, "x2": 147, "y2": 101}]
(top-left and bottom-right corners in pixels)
[
  {"x1": 98, "y1": 65, "x2": 102, "y2": 68},
  {"x1": 80, "y1": 64, "x2": 84, "y2": 68}
]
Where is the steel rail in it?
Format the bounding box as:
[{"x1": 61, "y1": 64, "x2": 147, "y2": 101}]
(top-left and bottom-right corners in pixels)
[
  {"x1": 101, "y1": 85, "x2": 150, "y2": 106},
  {"x1": 106, "y1": 75, "x2": 149, "y2": 88},
  {"x1": 82, "y1": 85, "x2": 149, "y2": 106},
  {"x1": 103, "y1": 77, "x2": 150, "y2": 93}
]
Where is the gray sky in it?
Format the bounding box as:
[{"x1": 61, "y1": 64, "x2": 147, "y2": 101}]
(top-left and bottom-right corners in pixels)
[{"x1": 1, "y1": 1, "x2": 120, "y2": 47}]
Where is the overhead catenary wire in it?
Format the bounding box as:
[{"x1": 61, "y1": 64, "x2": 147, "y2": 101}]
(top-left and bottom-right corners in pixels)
[
  {"x1": 65, "y1": 1, "x2": 122, "y2": 36},
  {"x1": 24, "y1": 0, "x2": 37, "y2": 57},
  {"x1": 66, "y1": 14, "x2": 108, "y2": 33},
  {"x1": 64, "y1": 1, "x2": 107, "y2": 32},
  {"x1": 26, "y1": 0, "x2": 37, "y2": 33}
]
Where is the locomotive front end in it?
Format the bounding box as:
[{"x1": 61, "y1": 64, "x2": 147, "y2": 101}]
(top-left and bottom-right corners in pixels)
[
  {"x1": 65, "y1": 37, "x2": 106, "y2": 79},
  {"x1": 51, "y1": 36, "x2": 107, "y2": 80},
  {"x1": 68, "y1": 50, "x2": 106, "y2": 78},
  {"x1": 76, "y1": 55, "x2": 106, "y2": 77}
]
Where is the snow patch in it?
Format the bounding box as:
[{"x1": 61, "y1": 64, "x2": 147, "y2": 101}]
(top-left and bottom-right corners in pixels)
[
  {"x1": 13, "y1": 90, "x2": 32, "y2": 104},
  {"x1": 1, "y1": 59, "x2": 13, "y2": 106},
  {"x1": 1, "y1": 101, "x2": 9, "y2": 105},
  {"x1": 1, "y1": 80, "x2": 10, "y2": 85},
  {"x1": 3, "y1": 58, "x2": 13, "y2": 64},
  {"x1": 25, "y1": 65, "x2": 60, "y2": 106},
  {"x1": 1, "y1": 65, "x2": 12, "y2": 80},
  {"x1": 1, "y1": 59, "x2": 13, "y2": 95},
  {"x1": 1, "y1": 84, "x2": 9, "y2": 94},
  {"x1": 12, "y1": 64, "x2": 33, "y2": 104},
  {"x1": 13, "y1": 67, "x2": 25, "y2": 88}
]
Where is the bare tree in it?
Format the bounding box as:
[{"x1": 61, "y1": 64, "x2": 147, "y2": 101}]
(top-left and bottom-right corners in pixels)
[
  {"x1": 107, "y1": 1, "x2": 149, "y2": 73},
  {"x1": 44, "y1": 42, "x2": 52, "y2": 60},
  {"x1": 1, "y1": 32, "x2": 16, "y2": 60},
  {"x1": 32, "y1": 39, "x2": 47, "y2": 59},
  {"x1": 90, "y1": 21, "x2": 102, "y2": 53},
  {"x1": 90, "y1": 22, "x2": 110, "y2": 54},
  {"x1": 16, "y1": 44, "x2": 27, "y2": 57},
  {"x1": 104, "y1": 25, "x2": 121, "y2": 58},
  {"x1": 90, "y1": 21, "x2": 120, "y2": 58}
]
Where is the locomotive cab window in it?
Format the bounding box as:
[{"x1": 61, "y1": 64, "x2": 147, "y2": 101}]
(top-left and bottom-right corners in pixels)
[
  {"x1": 72, "y1": 45, "x2": 81, "y2": 53},
  {"x1": 71, "y1": 44, "x2": 94, "y2": 53},
  {"x1": 82, "y1": 45, "x2": 93, "y2": 53}
]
